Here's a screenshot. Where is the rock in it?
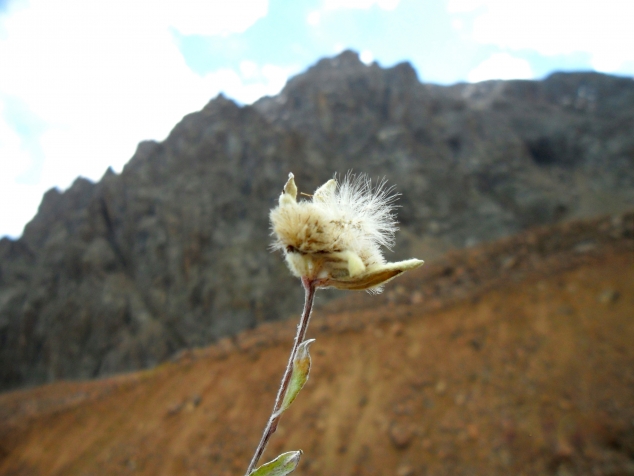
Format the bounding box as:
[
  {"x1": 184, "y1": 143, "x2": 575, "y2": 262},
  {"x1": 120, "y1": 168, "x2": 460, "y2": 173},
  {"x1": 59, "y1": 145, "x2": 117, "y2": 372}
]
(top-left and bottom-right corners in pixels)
[
  {"x1": 389, "y1": 423, "x2": 414, "y2": 449},
  {"x1": 396, "y1": 464, "x2": 414, "y2": 476},
  {"x1": 467, "y1": 424, "x2": 479, "y2": 440},
  {"x1": 598, "y1": 288, "x2": 620, "y2": 304},
  {"x1": 2, "y1": 51, "x2": 634, "y2": 390}
]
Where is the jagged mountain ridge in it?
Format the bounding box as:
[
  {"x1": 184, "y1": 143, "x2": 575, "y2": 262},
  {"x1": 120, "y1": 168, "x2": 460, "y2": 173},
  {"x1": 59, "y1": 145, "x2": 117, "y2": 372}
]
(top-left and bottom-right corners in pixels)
[{"x1": 1, "y1": 50, "x2": 633, "y2": 390}]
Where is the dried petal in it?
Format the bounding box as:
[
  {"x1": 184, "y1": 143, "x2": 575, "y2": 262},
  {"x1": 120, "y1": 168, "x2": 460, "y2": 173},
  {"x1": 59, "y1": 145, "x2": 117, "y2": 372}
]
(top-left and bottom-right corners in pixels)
[
  {"x1": 322, "y1": 258, "x2": 424, "y2": 291},
  {"x1": 313, "y1": 179, "x2": 337, "y2": 202},
  {"x1": 280, "y1": 173, "x2": 297, "y2": 205}
]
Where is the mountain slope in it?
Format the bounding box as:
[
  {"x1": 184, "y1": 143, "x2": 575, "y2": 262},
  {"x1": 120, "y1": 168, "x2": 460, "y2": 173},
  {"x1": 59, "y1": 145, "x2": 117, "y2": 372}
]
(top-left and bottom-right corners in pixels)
[{"x1": 0, "y1": 213, "x2": 633, "y2": 475}]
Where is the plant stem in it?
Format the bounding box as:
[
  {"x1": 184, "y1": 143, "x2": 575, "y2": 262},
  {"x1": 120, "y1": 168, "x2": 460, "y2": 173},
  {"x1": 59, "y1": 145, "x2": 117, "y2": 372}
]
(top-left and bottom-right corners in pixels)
[{"x1": 245, "y1": 277, "x2": 317, "y2": 475}]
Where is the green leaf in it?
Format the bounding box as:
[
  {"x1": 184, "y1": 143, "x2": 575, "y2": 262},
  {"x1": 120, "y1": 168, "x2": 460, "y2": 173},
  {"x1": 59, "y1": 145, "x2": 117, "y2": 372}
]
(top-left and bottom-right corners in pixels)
[
  {"x1": 277, "y1": 339, "x2": 315, "y2": 416},
  {"x1": 250, "y1": 450, "x2": 302, "y2": 476}
]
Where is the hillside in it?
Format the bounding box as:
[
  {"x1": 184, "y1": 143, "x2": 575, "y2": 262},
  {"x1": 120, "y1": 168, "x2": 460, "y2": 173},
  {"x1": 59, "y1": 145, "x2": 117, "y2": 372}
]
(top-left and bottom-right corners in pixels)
[
  {"x1": 1, "y1": 50, "x2": 634, "y2": 390},
  {"x1": 0, "y1": 212, "x2": 632, "y2": 476}
]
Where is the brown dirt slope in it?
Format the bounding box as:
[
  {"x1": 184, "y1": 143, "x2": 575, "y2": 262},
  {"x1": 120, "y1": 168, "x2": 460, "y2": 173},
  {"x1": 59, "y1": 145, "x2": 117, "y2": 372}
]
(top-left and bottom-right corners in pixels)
[{"x1": 1, "y1": 211, "x2": 633, "y2": 476}]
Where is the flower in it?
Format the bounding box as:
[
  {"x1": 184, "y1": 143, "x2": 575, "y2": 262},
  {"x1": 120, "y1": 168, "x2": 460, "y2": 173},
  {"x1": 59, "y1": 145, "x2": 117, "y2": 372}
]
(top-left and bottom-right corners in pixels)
[{"x1": 270, "y1": 172, "x2": 424, "y2": 292}]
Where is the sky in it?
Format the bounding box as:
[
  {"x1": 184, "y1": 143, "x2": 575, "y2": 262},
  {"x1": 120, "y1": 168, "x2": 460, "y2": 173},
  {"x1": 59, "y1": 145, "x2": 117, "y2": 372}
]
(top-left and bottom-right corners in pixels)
[{"x1": 1, "y1": 0, "x2": 633, "y2": 239}]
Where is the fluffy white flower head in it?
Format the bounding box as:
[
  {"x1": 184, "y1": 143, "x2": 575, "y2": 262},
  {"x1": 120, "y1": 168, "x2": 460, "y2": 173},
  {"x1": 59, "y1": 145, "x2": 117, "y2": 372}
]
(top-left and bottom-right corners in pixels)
[{"x1": 270, "y1": 172, "x2": 424, "y2": 292}]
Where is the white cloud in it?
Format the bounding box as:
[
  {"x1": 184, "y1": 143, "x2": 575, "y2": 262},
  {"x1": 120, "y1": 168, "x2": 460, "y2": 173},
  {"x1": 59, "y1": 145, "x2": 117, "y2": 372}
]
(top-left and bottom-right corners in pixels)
[
  {"x1": 309, "y1": 0, "x2": 399, "y2": 32},
  {"x1": 0, "y1": 108, "x2": 48, "y2": 238},
  {"x1": 467, "y1": 53, "x2": 533, "y2": 82},
  {"x1": 446, "y1": 0, "x2": 486, "y2": 13},
  {"x1": 451, "y1": 18, "x2": 464, "y2": 30},
  {"x1": 307, "y1": 10, "x2": 321, "y2": 25},
  {"x1": 220, "y1": 63, "x2": 296, "y2": 104},
  {"x1": 323, "y1": 0, "x2": 400, "y2": 11},
  {"x1": 239, "y1": 60, "x2": 259, "y2": 79},
  {"x1": 359, "y1": 50, "x2": 374, "y2": 64},
  {"x1": 166, "y1": 0, "x2": 268, "y2": 36},
  {"x1": 0, "y1": 0, "x2": 295, "y2": 238},
  {"x1": 447, "y1": 0, "x2": 634, "y2": 75}
]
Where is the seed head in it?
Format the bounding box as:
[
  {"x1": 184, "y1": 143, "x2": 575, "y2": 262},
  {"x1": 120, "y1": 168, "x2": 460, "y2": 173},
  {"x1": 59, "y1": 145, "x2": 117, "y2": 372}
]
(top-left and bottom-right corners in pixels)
[{"x1": 270, "y1": 173, "x2": 424, "y2": 293}]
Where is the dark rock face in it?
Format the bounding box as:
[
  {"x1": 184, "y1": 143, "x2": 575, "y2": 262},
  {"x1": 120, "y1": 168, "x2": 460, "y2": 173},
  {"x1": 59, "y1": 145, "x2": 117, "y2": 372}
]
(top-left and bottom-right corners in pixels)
[{"x1": 1, "y1": 51, "x2": 633, "y2": 390}]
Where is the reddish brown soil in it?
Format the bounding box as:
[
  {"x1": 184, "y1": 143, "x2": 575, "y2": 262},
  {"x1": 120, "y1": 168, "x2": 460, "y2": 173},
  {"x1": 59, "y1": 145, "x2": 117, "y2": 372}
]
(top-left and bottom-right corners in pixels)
[{"x1": 1, "y1": 212, "x2": 633, "y2": 476}]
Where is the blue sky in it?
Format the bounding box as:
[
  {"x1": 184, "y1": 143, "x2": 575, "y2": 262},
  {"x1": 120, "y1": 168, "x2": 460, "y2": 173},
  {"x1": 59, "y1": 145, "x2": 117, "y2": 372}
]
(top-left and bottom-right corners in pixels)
[{"x1": 1, "y1": 0, "x2": 633, "y2": 239}]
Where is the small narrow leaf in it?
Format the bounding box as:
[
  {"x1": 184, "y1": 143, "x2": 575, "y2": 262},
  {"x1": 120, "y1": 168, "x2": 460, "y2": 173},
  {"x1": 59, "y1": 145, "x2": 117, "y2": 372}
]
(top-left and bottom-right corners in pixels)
[
  {"x1": 277, "y1": 339, "x2": 315, "y2": 415},
  {"x1": 250, "y1": 450, "x2": 302, "y2": 476}
]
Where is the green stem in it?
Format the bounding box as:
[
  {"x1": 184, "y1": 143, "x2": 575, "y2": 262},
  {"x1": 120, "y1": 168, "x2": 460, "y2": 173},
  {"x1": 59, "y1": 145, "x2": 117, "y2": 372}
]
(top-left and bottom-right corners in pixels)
[{"x1": 245, "y1": 277, "x2": 317, "y2": 475}]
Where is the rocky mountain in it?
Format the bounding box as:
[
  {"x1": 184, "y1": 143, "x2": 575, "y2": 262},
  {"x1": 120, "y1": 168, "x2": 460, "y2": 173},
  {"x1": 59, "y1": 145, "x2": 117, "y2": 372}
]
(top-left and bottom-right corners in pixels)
[{"x1": 1, "y1": 50, "x2": 633, "y2": 390}]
